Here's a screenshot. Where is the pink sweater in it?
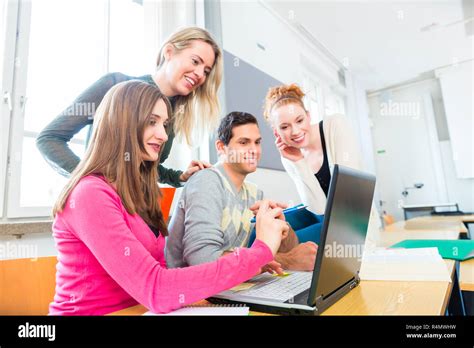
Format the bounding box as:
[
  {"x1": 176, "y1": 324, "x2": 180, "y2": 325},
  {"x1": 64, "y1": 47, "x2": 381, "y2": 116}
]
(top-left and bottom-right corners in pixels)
[{"x1": 49, "y1": 175, "x2": 273, "y2": 315}]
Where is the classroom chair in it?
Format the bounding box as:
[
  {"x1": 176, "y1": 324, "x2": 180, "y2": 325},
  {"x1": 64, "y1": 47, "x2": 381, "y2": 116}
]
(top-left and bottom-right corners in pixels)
[{"x1": 0, "y1": 256, "x2": 57, "y2": 315}]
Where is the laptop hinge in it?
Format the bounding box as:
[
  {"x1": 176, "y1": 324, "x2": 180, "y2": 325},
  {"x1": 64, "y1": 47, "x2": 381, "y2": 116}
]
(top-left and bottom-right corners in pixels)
[
  {"x1": 315, "y1": 295, "x2": 324, "y2": 310},
  {"x1": 314, "y1": 274, "x2": 360, "y2": 306}
]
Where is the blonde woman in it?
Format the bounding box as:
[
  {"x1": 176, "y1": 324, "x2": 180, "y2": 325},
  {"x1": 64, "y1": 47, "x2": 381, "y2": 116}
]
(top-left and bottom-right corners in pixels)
[
  {"x1": 49, "y1": 81, "x2": 288, "y2": 315},
  {"x1": 37, "y1": 27, "x2": 223, "y2": 187},
  {"x1": 263, "y1": 84, "x2": 380, "y2": 247}
]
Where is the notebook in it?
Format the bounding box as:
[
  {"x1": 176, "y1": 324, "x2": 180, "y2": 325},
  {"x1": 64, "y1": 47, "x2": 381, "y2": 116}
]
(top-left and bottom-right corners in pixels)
[
  {"x1": 143, "y1": 304, "x2": 249, "y2": 316},
  {"x1": 359, "y1": 247, "x2": 451, "y2": 282}
]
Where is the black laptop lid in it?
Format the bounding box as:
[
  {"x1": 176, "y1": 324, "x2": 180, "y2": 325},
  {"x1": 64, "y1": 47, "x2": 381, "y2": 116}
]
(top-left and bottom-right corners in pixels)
[{"x1": 308, "y1": 164, "x2": 376, "y2": 306}]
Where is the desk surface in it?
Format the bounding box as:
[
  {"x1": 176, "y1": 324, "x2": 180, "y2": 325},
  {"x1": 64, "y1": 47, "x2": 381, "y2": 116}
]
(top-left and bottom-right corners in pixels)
[
  {"x1": 384, "y1": 215, "x2": 473, "y2": 292},
  {"x1": 109, "y1": 227, "x2": 459, "y2": 316},
  {"x1": 384, "y1": 218, "x2": 468, "y2": 234},
  {"x1": 323, "y1": 261, "x2": 455, "y2": 315},
  {"x1": 460, "y1": 259, "x2": 474, "y2": 292},
  {"x1": 413, "y1": 214, "x2": 474, "y2": 224},
  {"x1": 110, "y1": 260, "x2": 455, "y2": 316}
]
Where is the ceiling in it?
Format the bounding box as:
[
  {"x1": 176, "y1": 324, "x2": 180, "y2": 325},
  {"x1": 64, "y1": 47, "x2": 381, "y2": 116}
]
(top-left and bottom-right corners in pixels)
[{"x1": 267, "y1": 0, "x2": 473, "y2": 91}]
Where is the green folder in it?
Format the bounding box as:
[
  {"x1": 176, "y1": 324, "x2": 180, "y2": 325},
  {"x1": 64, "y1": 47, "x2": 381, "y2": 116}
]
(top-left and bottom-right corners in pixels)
[{"x1": 390, "y1": 240, "x2": 474, "y2": 261}]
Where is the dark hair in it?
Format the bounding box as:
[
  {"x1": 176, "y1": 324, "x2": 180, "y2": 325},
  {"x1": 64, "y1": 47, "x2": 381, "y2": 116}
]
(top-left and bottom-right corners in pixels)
[{"x1": 217, "y1": 111, "x2": 259, "y2": 145}]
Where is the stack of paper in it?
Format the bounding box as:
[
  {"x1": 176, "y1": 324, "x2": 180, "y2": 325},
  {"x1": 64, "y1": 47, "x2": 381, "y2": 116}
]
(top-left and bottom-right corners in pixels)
[
  {"x1": 143, "y1": 305, "x2": 249, "y2": 316},
  {"x1": 359, "y1": 247, "x2": 451, "y2": 282}
]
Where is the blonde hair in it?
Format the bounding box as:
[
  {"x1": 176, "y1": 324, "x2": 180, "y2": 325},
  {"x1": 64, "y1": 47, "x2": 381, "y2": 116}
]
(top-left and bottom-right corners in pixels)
[
  {"x1": 53, "y1": 81, "x2": 170, "y2": 236},
  {"x1": 157, "y1": 27, "x2": 222, "y2": 145},
  {"x1": 263, "y1": 83, "x2": 306, "y2": 122}
]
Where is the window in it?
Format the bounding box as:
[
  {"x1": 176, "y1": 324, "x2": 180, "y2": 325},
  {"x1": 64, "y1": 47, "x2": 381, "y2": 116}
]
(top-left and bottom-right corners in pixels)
[
  {"x1": 3, "y1": 0, "x2": 148, "y2": 218},
  {"x1": 302, "y1": 75, "x2": 323, "y2": 124},
  {"x1": 324, "y1": 90, "x2": 346, "y2": 117},
  {"x1": 109, "y1": 0, "x2": 147, "y2": 76},
  {"x1": 0, "y1": 0, "x2": 17, "y2": 218}
]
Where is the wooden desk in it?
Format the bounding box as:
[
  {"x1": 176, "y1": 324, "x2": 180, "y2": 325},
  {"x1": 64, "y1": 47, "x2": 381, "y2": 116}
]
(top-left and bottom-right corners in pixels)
[
  {"x1": 110, "y1": 261, "x2": 455, "y2": 316},
  {"x1": 385, "y1": 216, "x2": 474, "y2": 292},
  {"x1": 110, "y1": 229, "x2": 458, "y2": 316},
  {"x1": 384, "y1": 219, "x2": 467, "y2": 234},
  {"x1": 323, "y1": 261, "x2": 455, "y2": 315},
  {"x1": 415, "y1": 214, "x2": 474, "y2": 223},
  {"x1": 460, "y1": 259, "x2": 474, "y2": 292},
  {"x1": 378, "y1": 230, "x2": 461, "y2": 248}
]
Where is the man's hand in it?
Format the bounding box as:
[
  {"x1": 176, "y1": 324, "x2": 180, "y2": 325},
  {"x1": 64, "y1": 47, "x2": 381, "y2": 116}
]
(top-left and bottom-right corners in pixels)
[
  {"x1": 277, "y1": 225, "x2": 298, "y2": 253},
  {"x1": 179, "y1": 160, "x2": 212, "y2": 182},
  {"x1": 255, "y1": 200, "x2": 290, "y2": 255},
  {"x1": 275, "y1": 242, "x2": 318, "y2": 271},
  {"x1": 250, "y1": 200, "x2": 288, "y2": 217}
]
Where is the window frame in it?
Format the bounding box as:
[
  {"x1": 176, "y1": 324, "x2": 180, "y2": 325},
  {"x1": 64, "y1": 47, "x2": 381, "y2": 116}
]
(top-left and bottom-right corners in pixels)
[
  {"x1": 3, "y1": 0, "x2": 112, "y2": 218},
  {"x1": 1, "y1": 0, "x2": 180, "y2": 219},
  {"x1": 1, "y1": 0, "x2": 20, "y2": 218}
]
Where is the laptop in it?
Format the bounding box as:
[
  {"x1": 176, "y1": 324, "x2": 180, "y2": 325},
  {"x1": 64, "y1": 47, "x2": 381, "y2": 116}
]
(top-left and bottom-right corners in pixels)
[{"x1": 208, "y1": 164, "x2": 376, "y2": 315}]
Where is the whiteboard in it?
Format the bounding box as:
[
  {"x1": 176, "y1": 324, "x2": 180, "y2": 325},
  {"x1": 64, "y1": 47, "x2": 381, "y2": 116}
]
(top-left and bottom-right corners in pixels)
[{"x1": 210, "y1": 50, "x2": 285, "y2": 171}]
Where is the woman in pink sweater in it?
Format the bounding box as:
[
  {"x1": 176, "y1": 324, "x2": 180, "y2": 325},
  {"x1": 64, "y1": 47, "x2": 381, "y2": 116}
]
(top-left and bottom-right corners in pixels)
[{"x1": 49, "y1": 81, "x2": 288, "y2": 315}]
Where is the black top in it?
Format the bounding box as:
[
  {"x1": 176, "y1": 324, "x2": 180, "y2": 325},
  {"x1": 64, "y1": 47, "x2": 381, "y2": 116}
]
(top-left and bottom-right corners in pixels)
[{"x1": 314, "y1": 121, "x2": 331, "y2": 197}]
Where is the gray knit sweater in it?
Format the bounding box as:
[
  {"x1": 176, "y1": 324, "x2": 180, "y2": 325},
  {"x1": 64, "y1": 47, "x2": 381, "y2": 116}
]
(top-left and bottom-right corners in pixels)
[{"x1": 166, "y1": 163, "x2": 263, "y2": 268}]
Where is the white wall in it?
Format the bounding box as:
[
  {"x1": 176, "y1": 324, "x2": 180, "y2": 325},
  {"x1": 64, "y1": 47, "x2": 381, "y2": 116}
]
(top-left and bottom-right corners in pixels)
[
  {"x1": 345, "y1": 72, "x2": 377, "y2": 174},
  {"x1": 219, "y1": 1, "x2": 368, "y2": 201},
  {"x1": 439, "y1": 141, "x2": 474, "y2": 212},
  {"x1": 220, "y1": 1, "x2": 340, "y2": 88},
  {"x1": 368, "y1": 78, "x2": 474, "y2": 220},
  {"x1": 436, "y1": 60, "x2": 474, "y2": 179},
  {"x1": 246, "y1": 168, "x2": 301, "y2": 205}
]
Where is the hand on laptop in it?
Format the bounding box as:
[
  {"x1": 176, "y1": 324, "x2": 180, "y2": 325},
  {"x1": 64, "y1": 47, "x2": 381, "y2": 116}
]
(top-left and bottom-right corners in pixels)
[
  {"x1": 255, "y1": 200, "x2": 290, "y2": 255},
  {"x1": 275, "y1": 242, "x2": 318, "y2": 271},
  {"x1": 259, "y1": 260, "x2": 284, "y2": 276}
]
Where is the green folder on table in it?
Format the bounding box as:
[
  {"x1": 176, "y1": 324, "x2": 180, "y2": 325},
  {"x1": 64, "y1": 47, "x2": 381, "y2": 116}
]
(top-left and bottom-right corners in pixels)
[{"x1": 390, "y1": 240, "x2": 474, "y2": 261}]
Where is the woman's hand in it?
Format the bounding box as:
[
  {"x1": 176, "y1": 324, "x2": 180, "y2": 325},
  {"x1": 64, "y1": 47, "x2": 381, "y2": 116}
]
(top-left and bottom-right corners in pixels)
[
  {"x1": 255, "y1": 200, "x2": 290, "y2": 256},
  {"x1": 179, "y1": 160, "x2": 211, "y2": 182},
  {"x1": 259, "y1": 260, "x2": 284, "y2": 276},
  {"x1": 249, "y1": 200, "x2": 288, "y2": 217},
  {"x1": 274, "y1": 131, "x2": 304, "y2": 162}
]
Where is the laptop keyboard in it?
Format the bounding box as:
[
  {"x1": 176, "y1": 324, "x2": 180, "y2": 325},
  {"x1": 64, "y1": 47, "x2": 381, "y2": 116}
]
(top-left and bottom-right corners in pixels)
[{"x1": 239, "y1": 271, "x2": 312, "y2": 302}]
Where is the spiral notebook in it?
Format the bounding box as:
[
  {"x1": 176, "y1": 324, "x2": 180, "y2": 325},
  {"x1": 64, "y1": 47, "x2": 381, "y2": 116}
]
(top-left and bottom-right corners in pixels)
[{"x1": 143, "y1": 304, "x2": 249, "y2": 316}]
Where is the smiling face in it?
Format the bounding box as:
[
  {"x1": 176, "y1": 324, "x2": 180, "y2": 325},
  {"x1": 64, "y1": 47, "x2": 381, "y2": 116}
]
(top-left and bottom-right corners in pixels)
[
  {"x1": 272, "y1": 102, "x2": 312, "y2": 149},
  {"x1": 142, "y1": 99, "x2": 169, "y2": 162},
  {"x1": 217, "y1": 123, "x2": 262, "y2": 175},
  {"x1": 163, "y1": 40, "x2": 215, "y2": 96}
]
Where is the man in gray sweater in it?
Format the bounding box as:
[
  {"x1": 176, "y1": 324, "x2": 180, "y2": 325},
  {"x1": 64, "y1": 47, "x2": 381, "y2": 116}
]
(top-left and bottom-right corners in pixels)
[{"x1": 166, "y1": 112, "x2": 317, "y2": 270}]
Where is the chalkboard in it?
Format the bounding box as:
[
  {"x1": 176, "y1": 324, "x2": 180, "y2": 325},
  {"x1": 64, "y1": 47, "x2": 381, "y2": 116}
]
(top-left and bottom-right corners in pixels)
[{"x1": 209, "y1": 50, "x2": 285, "y2": 171}]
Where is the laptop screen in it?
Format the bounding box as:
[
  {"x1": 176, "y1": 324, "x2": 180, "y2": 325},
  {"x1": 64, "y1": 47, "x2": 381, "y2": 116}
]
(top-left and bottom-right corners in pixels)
[{"x1": 310, "y1": 165, "x2": 376, "y2": 304}]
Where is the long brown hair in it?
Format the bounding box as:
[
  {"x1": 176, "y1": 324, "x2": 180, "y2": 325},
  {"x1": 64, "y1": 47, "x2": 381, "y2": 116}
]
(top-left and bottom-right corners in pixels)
[{"x1": 53, "y1": 81, "x2": 170, "y2": 236}]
